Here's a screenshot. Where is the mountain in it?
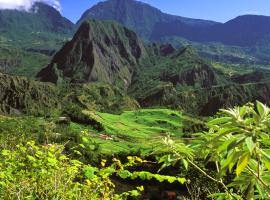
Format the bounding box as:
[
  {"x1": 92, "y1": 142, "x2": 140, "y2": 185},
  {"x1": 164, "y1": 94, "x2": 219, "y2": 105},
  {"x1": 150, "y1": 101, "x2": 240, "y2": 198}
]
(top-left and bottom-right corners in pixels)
[
  {"x1": 152, "y1": 15, "x2": 270, "y2": 47},
  {"x1": 76, "y1": 0, "x2": 270, "y2": 64},
  {"x1": 205, "y1": 15, "x2": 270, "y2": 46},
  {"x1": 37, "y1": 19, "x2": 148, "y2": 89},
  {"x1": 0, "y1": 72, "x2": 59, "y2": 115},
  {"x1": 0, "y1": 2, "x2": 74, "y2": 51},
  {"x1": 77, "y1": 0, "x2": 218, "y2": 39},
  {"x1": 37, "y1": 19, "x2": 270, "y2": 115},
  {"x1": 0, "y1": 2, "x2": 74, "y2": 37},
  {"x1": 129, "y1": 44, "x2": 270, "y2": 115},
  {"x1": 0, "y1": 2, "x2": 75, "y2": 78},
  {"x1": 77, "y1": 0, "x2": 270, "y2": 47}
]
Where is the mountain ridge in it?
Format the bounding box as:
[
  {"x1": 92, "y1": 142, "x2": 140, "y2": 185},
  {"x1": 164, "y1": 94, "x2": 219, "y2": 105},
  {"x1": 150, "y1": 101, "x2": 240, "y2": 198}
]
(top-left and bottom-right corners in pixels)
[
  {"x1": 77, "y1": 0, "x2": 270, "y2": 48},
  {"x1": 77, "y1": 0, "x2": 219, "y2": 39},
  {"x1": 37, "y1": 19, "x2": 148, "y2": 89}
]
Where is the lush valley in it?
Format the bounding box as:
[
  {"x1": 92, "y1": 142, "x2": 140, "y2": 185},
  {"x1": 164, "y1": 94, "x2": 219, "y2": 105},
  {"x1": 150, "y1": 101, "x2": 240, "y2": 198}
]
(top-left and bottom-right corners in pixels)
[{"x1": 0, "y1": 0, "x2": 270, "y2": 199}]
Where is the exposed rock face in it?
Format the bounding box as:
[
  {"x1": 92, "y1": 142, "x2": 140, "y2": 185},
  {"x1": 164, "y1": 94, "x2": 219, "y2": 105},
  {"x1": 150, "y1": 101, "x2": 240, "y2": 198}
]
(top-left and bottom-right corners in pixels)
[
  {"x1": 160, "y1": 64, "x2": 217, "y2": 88},
  {"x1": 231, "y1": 70, "x2": 265, "y2": 84},
  {"x1": 37, "y1": 20, "x2": 147, "y2": 89},
  {"x1": 0, "y1": 73, "x2": 59, "y2": 114},
  {"x1": 159, "y1": 44, "x2": 176, "y2": 56}
]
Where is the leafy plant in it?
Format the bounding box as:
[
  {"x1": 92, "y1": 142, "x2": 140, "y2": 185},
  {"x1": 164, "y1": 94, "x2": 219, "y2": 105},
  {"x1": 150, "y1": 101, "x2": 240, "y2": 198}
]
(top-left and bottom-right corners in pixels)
[{"x1": 159, "y1": 101, "x2": 270, "y2": 199}]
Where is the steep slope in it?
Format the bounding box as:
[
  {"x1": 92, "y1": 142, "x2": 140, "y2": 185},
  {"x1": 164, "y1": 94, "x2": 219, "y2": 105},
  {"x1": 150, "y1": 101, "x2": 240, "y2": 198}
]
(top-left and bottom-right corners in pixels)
[
  {"x1": 151, "y1": 15, "x2": 270, "y2": 47},
  {"x1": 37, "y1": 20, "x2": 148, "y2": 89},
  {"x1": 0, "y1": 2, "x2": 75, "y2": 77},
  {"x1": 36, "y1": 18, "x2": 270, "y2": 116},
  {"x1": 0, "y1": 72, "x2": 139, "y2": 115},
  {"x1": 0, "y1": 2, "x2": 74, "y2": 37},
  {"x1": 0, "y1": 46, "x2": 50, "y2": 78},
  {"x1": 77, "y1": 0, "x2": 270, "y2": 63},
  {"x1": 129, "y1": 45, "x2": 270, "y2": 115},
  {"x1": 0, "y1": 73, "x2": 59, "y2": 115},
  {"x1": 77, "y1": 0, "x2": 218, "y2": 39}
]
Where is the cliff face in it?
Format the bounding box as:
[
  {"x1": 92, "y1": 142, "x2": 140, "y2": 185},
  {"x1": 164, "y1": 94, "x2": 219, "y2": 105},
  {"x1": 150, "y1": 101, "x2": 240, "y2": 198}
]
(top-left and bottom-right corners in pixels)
[
  {"x1": 37, "y1": 20, "x2": 147, "y2": 89},
  {"x1": 0, "y1": 73, "x2": 59, "y2": 114}
]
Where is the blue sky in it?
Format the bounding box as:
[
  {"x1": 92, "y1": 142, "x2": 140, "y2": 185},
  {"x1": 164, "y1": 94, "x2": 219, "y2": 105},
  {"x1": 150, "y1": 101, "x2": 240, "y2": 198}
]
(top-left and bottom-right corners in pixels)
[{"x1": 60, "y1": 0, "x2": 270, "y2": 23}]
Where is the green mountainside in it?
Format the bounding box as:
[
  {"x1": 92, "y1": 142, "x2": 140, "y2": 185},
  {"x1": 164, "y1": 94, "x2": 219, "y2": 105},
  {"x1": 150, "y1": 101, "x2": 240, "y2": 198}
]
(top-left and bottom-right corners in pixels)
[
  {"x1": 0, "y1": 2, "x2": 74, "y2": 77},
  {"x1": 37, "y1": 19, "x2": 270, "y2": 116},
  {"x1": 78, "y1": 0, "x2": 270, "y2": 65},
  {"x1": 37, "y1": 20, "x2": 148, "y2": 89},
  {"x1": 0, "y1": 72, "x2": 138, "y2": 116}
]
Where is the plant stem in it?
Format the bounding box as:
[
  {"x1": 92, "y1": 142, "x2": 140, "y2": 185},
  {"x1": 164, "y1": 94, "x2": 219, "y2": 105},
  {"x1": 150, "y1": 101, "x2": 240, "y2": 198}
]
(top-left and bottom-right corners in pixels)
[{"x1": 247, "y1": 166, "x2": 270, "y2": 195}]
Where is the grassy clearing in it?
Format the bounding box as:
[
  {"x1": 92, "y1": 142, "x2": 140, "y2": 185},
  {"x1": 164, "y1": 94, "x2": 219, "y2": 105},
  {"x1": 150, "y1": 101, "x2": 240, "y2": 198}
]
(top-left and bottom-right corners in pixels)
[{"x1": 83, "y1": 109, "x2": 185, "y2": 155}]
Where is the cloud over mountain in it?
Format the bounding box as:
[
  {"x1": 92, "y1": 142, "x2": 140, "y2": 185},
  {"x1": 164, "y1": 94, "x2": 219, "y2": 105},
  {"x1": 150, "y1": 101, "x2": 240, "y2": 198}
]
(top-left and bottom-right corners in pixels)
[{"x1": 0, "y1": 0, "x2": 61, "y2": 11}]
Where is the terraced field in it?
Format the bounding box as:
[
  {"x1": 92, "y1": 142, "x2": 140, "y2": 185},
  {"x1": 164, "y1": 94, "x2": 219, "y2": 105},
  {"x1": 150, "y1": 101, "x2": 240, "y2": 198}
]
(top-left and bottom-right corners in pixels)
[
  {"x1": 0, "y1": 109, "x2": 200, "y2": 156},
  {"x1": 83, "y1": 109, "x2": 197, "y2": 155}
]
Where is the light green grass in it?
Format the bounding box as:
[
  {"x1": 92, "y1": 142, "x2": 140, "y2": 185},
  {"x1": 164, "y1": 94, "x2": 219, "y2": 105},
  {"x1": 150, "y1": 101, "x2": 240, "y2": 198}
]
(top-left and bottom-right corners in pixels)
[
  {"x1": 83, "y1": 109, "x2": 185, "y2": 155},
  {"x1": 0, "y1": 109, "x2": 200, "y2": 156}
]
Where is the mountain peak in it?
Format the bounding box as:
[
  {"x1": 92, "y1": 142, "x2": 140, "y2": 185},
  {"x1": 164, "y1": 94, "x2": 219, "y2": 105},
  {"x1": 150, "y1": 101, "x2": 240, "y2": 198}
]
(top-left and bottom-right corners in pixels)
[
  {"x1": 77, "y1": 0, "x2": 218, "y2": 39},
  {"x1": 37, "y1": 19, "x2": 147, "y2": 88},
  {"x1": 0, "y1": 2, "x2": 74, "y2": 35}
]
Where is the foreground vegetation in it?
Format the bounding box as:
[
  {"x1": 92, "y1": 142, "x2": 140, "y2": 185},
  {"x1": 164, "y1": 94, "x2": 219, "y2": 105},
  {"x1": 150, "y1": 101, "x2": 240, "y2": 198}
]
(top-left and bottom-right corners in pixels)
[{"x1": 0, "y1": 102, "x2": 270, "y2": 199}]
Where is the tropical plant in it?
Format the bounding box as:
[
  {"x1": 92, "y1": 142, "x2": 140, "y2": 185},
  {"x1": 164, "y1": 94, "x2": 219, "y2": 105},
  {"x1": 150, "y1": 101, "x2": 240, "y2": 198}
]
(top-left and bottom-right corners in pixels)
[{"x1": 159, "y1": 101, "x2": 270, "y2": 199}]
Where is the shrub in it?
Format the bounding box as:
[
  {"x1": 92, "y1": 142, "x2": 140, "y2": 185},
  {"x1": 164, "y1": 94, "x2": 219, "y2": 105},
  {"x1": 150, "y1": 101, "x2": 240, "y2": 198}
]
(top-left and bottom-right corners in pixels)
[{"x1": 159, "y1": 101, "x2": 270, "y2": 199}]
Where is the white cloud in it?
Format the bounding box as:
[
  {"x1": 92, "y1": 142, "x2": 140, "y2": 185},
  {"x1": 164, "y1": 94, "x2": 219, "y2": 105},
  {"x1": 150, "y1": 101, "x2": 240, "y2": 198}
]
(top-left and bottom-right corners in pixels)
[{"x1": 0, "y1": 0, "x2": 61, "y2": 12}]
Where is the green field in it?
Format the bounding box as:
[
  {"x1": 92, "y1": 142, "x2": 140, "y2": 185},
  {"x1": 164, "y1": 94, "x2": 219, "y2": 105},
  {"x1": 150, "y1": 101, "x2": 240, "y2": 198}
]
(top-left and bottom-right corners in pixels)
[
  {"x1": 0, "y1": 109, "x2": 197, "y2": 156},
  {"x1": 82, "y1": 109, "x2": 195, "y2": 155}
]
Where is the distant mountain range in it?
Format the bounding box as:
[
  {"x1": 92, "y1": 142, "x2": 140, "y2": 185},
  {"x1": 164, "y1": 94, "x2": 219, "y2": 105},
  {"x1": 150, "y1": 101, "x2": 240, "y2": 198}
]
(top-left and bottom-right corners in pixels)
[
  {"x1": 78, "y1": 0, "x2": 270, "y2": 48},
  {"x1": 77, "y1": 0, "x2": 218, "y2": 39}
]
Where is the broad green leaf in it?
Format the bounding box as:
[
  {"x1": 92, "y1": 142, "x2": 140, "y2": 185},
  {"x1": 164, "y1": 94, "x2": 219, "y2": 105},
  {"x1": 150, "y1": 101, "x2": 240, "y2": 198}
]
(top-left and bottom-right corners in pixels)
[
  {"x1": 236, "y1": 153, "x2": 250, "y2": 176},
  {"x1": 256, "y1": 101, "x2": 270, "y2": 117},
  {"x1": 207, "y1": 117, "x2": 231, "y2": 126},
  {"x1": 221, "y1": 151, "x2": 242, "y2": 172},
  {"x1": 245, "y1": 137, "x2": 256, "y2": 154},
  {"x1": 83, "y1": 166, "x2": 98, "y2": 179},
  {"x1": 260, "y1": 149, "x2": 270, "y2": 171},
  {"x1": 239, "y1": 106, "x2": 247, "y2": 117}
]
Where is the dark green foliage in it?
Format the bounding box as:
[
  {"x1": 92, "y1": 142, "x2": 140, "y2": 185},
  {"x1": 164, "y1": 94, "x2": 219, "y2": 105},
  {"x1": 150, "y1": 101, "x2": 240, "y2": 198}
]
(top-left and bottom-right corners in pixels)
[
  {"x1": 61, "y1": 82, "x2": 139, "y2": 113},
  {"x1": 0, "y1": 73, "x2": 139, "y2": 116},
  {"x1": 0, "y1": 46, "x2": 50, "y2": 77},
  {"x1": 0, "y1": 72, "x2": 60, "y2": 115}
]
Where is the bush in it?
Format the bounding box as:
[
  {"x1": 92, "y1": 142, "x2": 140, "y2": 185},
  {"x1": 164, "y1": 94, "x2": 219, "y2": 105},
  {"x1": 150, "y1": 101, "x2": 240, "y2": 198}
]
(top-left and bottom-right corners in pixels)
[{"x1": 159, "y1": 101, "x2": 270, "y2": 199}]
